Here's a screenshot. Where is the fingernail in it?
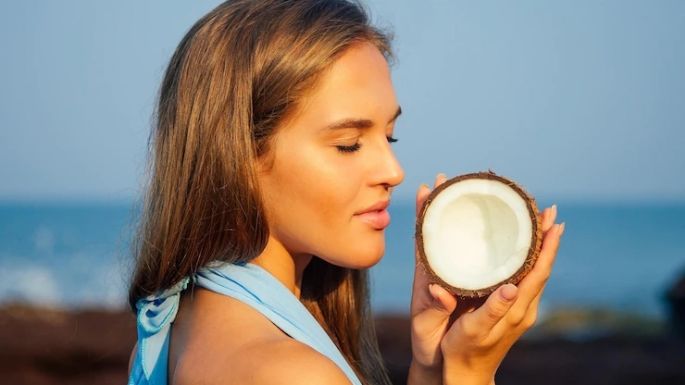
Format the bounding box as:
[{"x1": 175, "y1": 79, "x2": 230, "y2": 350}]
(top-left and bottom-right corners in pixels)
[
  {"x1": 500, "y1": 284, "x2": 517, "y2": 301},
  {"x1": 437, "y1": 173, "x2": 446, "y2": 180},
  {"x1": 428, "y1": 284, "x2": 440, "y2": 299},
  {"x1": 552, "y1": 204, "x2": 557, "y2": 214},
  {"x1": 420, "y1": 183, "x2": 429, "y2": 190},
  {"x1": 560, "y1": 222, "x2": 566, "y2": 235}
]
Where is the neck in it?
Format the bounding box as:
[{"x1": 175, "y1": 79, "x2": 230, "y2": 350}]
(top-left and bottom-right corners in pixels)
[{"x1": 251, "y1": 235, "x2": 312, "y2": 298}]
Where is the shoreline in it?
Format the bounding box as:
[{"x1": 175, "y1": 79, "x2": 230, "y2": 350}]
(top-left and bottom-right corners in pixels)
[{"x1": 1, "y1": 305, "x2": 683, "y2": 384}]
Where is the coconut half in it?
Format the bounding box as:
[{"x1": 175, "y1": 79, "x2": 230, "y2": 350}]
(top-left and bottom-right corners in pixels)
[{"x1": 415, "y1": 171, "x2": 543, "y2": 298}]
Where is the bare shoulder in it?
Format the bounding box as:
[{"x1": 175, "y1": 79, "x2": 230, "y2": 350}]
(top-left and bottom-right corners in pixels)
[
  {"x1": 246, "y1": 338, "x2": 352, "y2": 385},
  {"x1": 170, "y1": 288, "x2": 351, "y2": 385},
  {"x1": 174, "y1": 326, "x2": 352, "y2": 385},
  {"x1": 254, "y1": 340, "x2": 354, "y2": 384},
  {"x1": 175, "y1": 338, "x2": 351, "y2": 385}
]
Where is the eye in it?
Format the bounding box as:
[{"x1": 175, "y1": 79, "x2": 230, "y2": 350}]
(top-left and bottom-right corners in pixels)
[
  {"x1": 336, "y1": 142, "x2": 362, "y2": 153},
  {"x1": 336, "y1": 136, "x2": 397, "y2": 154}
]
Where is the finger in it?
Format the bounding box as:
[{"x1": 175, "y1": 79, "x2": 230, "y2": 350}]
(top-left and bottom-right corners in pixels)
[
  {"x1": 435, "y1": 173, "x2": 447, "y2": 188},
  {"x1": 526, "y1": 285, "x2": 544, "y2": 316},
  {"x1": 410, "y1": 271, "x2": 431, "y2": 316},
  {"x1": 527, "y1": 223, "x2": 566, "y2": 312},
  {"x1": 510, "y1": 222, "x2": 564, "y2": 308},
  {"x1": 412, "y1": 173, "x2": 451, "y2": 314},
  {"x1": 545, "y1": 204, "x2": 557, "y2": 232},
  {"x1": 500, "y1": 286, "x2": 545, "y2": 334},
  {"x1": 459, "y1": 284, "x2": 518, "y2": 338},
  {"x1": 415, "y1": 172, "x2": 448, "y2": 221},
  {"x1": 411, "y1": 280, "x2": 457, "y2": 319},
  {"x1": 409, "y1": 257, "x2": 431, "y2": 295},
  {"x1": 539, "y1": 205, "x2": 556, "y2": 233},
  {"x1": 412, "y1": 177, "x2": 441, "y2": 314},
  {"x1": 415, "y1": 183, "x2": 431, "y2": 216},
  {"x1": 428, "y1": 283, "x2": 458, "y2": 315},
  {"x1": 488, "y1": 286, "x2": 543, "y2": 341},
  {"x1": 537, "y1": 208, "x2": 548, "y2": 233},
  {"x1": 414, "y1": 182, "x2": 432, "y2": 267},
  {"x1": 411, "y1": 239, "x2": 432, "y2": 306}
]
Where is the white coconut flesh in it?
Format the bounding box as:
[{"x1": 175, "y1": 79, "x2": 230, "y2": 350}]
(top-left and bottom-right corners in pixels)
[{"x1": 422, "y1": 179, "x2": 533, "y2": 291}]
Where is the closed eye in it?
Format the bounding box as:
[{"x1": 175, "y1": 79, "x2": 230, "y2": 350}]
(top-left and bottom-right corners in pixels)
[
  {"x1": 336, "y1": 143, "x2": 361, "y2": 153},
  {"x1": 336, "y1": 135, "x2": 398, "y2": 154}
]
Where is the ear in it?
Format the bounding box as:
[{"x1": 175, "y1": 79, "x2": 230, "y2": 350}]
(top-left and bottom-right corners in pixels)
[
  {"x1": 255, "y1": 134, "x2": 280, "y2": 175},
  {"x1": 255, "y1": 150, "x2": 275, "y2": 175}
]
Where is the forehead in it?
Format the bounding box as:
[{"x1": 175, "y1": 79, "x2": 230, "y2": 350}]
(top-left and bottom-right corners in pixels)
[{"x1": 283, "y1": 42, "x2": 398, "y2": 133}]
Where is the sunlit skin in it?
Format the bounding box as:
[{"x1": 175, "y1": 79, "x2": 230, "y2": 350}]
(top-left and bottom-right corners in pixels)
[
  {"x1": 157, "y1": 40, "x2": 564, "y2": 385},
  {"x1": 409, "y1": 175, "x2": 563, "y2": 385},
  {"x1": 165, "y1": 41, "x2": 405, "y2": 384},
  {"x1": 250, "y1": 41, "x2": 404, "y2": 296}
]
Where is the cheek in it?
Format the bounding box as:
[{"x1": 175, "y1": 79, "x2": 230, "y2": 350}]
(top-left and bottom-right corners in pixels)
[
  {"x1": 267, "y1": 146, "x2": 360, "y2": 240},
  {"x1": 264, "y1": 143, "x2": 384, "y2": 268},
  {"x1": 281, "y1": 151, "x2": 355, "y2": 213}
]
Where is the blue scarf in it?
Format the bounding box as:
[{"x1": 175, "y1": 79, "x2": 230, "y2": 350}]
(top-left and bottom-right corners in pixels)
[{"x1": 128, "y1": 261, "x2": 362, "y2": 385}]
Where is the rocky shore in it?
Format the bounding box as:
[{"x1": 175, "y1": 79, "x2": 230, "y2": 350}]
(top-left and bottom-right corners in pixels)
[{"x1": 1, "y1": 305, "x2": 683, "y2": 384}]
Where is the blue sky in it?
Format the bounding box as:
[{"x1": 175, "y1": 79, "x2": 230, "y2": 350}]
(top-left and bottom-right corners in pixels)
[{"x1": 1, "y1": 0, "x2": 683, "y2": 203}]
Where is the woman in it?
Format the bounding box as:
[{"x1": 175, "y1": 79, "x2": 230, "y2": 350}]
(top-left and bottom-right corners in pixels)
[{"x1": 127, "y1": 1, "x2": 564, "y2": 384}]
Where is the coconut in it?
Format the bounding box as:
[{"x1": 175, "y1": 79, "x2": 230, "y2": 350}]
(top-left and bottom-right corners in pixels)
[{"x1": 415, "y1": 170, "x2": 543, "y2": 298}]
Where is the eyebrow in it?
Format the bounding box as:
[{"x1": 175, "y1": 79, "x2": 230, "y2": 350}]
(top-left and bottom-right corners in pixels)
[{"x1": 323, "y1": 105, "x2": 402, "y2": 131}]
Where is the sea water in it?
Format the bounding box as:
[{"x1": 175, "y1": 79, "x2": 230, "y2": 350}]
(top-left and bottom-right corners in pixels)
[{"x1": 0, "y1": 200, "x2": 683, "y2": 319}]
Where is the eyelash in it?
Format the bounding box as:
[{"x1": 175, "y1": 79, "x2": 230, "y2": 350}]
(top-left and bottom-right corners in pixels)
[{"x1": 336, "y1": 136, "x2": 399, "y2": 153}]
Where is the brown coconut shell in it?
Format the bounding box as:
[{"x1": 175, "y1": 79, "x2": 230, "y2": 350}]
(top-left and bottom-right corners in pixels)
[{"x1": 415, "y1": 170, "x2": 543, "y2": 298}]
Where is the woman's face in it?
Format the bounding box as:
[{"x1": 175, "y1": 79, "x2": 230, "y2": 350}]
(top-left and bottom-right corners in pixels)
[{"x1": 257, "y1": 41, "x2": 405, "y2": 269}]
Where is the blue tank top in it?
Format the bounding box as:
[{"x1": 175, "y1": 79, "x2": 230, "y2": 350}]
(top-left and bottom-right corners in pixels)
[{"x1": 127, "y1": 261, "x2": 361, "y2": 385}]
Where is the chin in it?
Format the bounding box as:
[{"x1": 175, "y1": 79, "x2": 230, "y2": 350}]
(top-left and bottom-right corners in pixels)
[
  {"x1": 348, "y1": 244, "x2": 386, "y2": 269},
  {"x1": 320, "y1": 235, "x2": 386, "y2": 269},
  {"x1": 322, "y1": 248, "x2": 384, "y2": 270}
]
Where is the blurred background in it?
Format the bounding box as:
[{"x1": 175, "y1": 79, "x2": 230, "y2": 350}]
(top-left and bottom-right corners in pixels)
[{"x1": 1, "y1": 1, "x2": 683, "y2": 384}]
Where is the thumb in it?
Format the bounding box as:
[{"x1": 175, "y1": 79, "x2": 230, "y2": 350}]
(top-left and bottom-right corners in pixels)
[
  {"x1": 465, "y1": 284, "x2": 518, "y2": 333},
  {"x1": 414, "y1": 284, "x2": 457, "y2": 332},
  {"x1": 428, "y1": 284, "x2": 458, "y2": 315}
]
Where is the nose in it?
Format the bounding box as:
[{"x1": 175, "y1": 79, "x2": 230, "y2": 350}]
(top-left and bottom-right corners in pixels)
[{"x1": 375, "y1": 139, "x2": 405, "y2": 191}]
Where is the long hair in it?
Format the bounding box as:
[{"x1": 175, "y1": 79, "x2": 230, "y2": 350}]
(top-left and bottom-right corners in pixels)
[{"x1": 128, "y1": 1, "x2": 394, "y2": 384}]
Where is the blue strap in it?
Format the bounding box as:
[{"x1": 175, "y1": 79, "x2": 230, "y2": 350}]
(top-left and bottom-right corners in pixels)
[{"x1": 128, "y1": 262, "x2": 361, "y2": 385}]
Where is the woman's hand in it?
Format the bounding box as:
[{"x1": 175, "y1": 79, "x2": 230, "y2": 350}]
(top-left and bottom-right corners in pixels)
[
  {"x1": 408, "y1": 173, "x2": 564, "y2": 385},
  {"x1": 407, "y1": 173, "x2": 456, "y2": 385}
]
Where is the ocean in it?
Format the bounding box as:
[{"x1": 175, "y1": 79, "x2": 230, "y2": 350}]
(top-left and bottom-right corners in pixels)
[{"x1": 1, "y1": 200, "x2": 683, "y2": 319}]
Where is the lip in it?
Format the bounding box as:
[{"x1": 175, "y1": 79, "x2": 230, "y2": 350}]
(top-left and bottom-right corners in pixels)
[
  {"x1": 354, "y1": 200, "x2": 391, "y2": 230},
  {"x1": 355, "y1": 200, "x2": 390, "y2": 215}
]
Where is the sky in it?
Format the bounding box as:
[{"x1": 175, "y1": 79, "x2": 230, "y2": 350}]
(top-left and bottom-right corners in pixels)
[{"x1": 1, "y1": 0, "x2": 683, "y2": 203}]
